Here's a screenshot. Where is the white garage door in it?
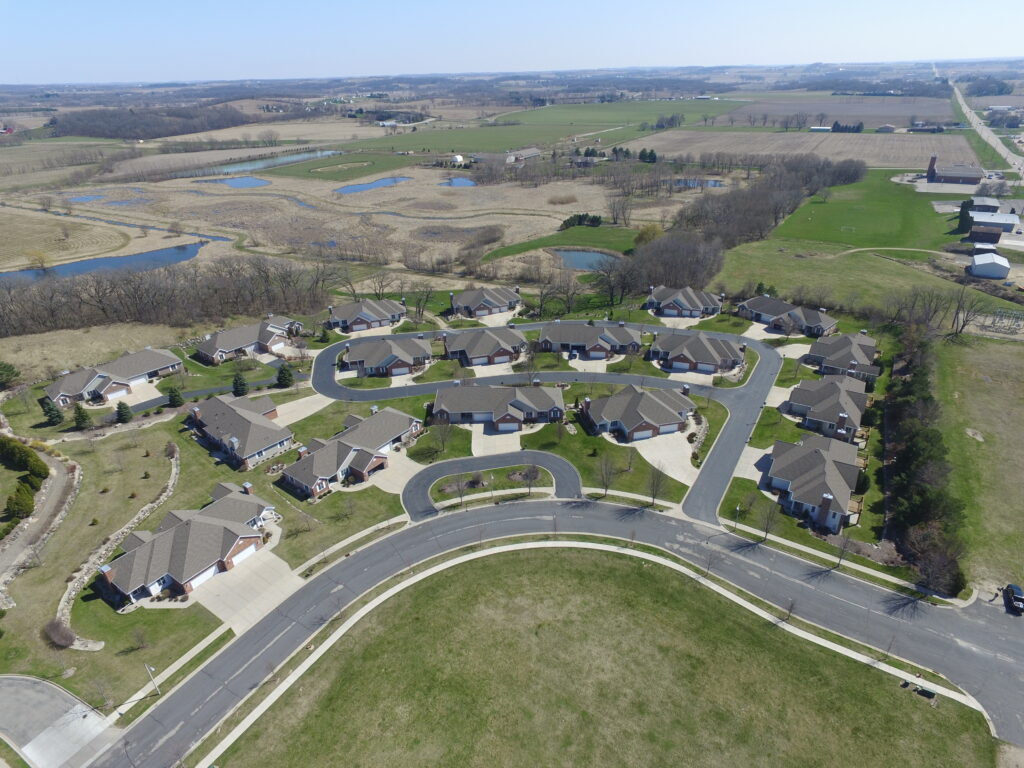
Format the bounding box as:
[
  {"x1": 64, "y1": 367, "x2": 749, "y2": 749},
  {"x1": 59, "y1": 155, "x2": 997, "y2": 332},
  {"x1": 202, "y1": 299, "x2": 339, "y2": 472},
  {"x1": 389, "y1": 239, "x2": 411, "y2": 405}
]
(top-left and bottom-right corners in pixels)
[
  {"x1": 498, "y1": 422, "x2": 519, "y2": 432},
  {"x1": 472, "y1": 412, "x2": 489, "y2": 422},
  {"x1": 189, "y1": 564, "x2": 219, "y2": 589},
  {"x1": 128, "y1": 375, "x2": 147, "y2": 388},
  {"x1": 493, "y1": 355, "x2": 510, "y2": 364},
  {"x1": 659, "y1": 424, "x2": 678, "y2": 434},
  {"x1": 664, "y1": 308, "x2": 679, "y2": 317},
  {"x1": 632, "y1": 430, "x2": 654, "y2": 440},
  {"x1": 391, "y1": 367, "x2": 410, "y2": 376},
  {"x1": 232, "y1": 543, "x2": 257, "y2": 565},
  {"x1": 105, "y1": 389, "x2": 128, "y2": 401},
  {"x1": 697, "y1": 363, "x2": 716, "y2": 373},
  {"x1": 270, "y1": 341, "x2": 285, "y2": 351},
  {"x1": 471, "y1": 357, "x2": 489, "y2": 366}
]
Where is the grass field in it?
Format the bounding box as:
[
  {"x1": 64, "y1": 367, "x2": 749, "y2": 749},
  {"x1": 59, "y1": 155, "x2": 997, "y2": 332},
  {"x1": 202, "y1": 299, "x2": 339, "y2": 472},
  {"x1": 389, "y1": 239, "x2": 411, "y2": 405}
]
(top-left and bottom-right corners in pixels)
[
  {"x1": 934, "y1": 337, "x2": 1024, "y2": 586},
  {"x1": 483, "y1": 225, "x2": 637, "y2": 262},
  {"x1": 412, "y1": 359, "x2": 474, "y2": 383},
  {"x1": 429, "y1": 465, "x2": 553, "y2": 503},
  {"x1": 157, "y1": 350, "x2": 276, "y2": 396},
  {"x1": 749, "y1": 409, "x2": 806, "y2": 449},
  {"x1": 0, "y1": 209, "x2": 130, "y2": 271},
  {"x1": 774, "y1": 357, "x2": 821, "y2": 388},
  {"x1": 220, "y1": 549, "x2": 994, "y2": 768},
  {"x1": 407, "y1": 424, "x2": 473, "y2": 464},
  {"x1": 693, "y1": 313, "x2": 753, "y2": 334},
  {"x1": 264, "y1": 152, "x2": 419, "y2": 183}
]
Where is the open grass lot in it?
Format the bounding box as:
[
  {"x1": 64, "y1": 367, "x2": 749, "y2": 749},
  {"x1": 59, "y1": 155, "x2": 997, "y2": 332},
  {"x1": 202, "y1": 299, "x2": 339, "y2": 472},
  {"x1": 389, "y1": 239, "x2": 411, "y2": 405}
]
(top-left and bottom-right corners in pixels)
[
  {"x1": 514, "y1": 352, "x2": 573, "y2": 372},
  {"x1": 413, "y1": 359, "x2": 474, "y2": 383},
  {"x1": 934, "y1": 337, "x2": 1024, "y2": 586},
  {"x1": 288, "y1": 393, "x2": 433, "y2": 448},
  {"x1": 406, "y1": 424, "x2": 473, "y2": 464},
  {"x1": 774, "y1": 357, "x2": 821, "y2": 388},
  {"x1": 772, "y1": 170, "x2": 963, "y2": 251},
  {"x1": 0, "y1": 208, "x2": 130, "y2": 271},
  {"x1": 483, "y1": 225, "x2": 637, "y2": 262},
  {"x1": 606, "y1": 355, "x2": 668, "y2": 377},
  {"x1": 620, "y1": 130, "x2": 977, "y2": 168},
  {"x1": 522, "y1": 417, "x2": 687, "y2": 501},
  {"x1": 264, "y1": 151, "x2": 419, "y2": 183},
  {"x1": 1, "y1": 383, "x2": 112, "y2": 439},
  {"x1": 693, "y1": 313, "x2": 752, "y2": 334},
  {"x1": 749, "y1": 409, "x2": 806, "y2": 449},
  {"x1": 157, "y1": 350, "x2": 276, "y2": 396},
  {"x1": 221, "y1": 549, "x2": 993, "y2": 768},
  {"x1": 429, "y1": 465, "x2": 553, "y2": 503}
]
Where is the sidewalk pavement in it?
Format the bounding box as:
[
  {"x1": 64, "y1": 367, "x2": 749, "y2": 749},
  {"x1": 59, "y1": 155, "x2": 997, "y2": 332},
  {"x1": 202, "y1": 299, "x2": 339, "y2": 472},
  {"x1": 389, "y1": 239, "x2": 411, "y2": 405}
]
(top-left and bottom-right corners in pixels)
[{"x1": 293, "y1": 514, "x2": 408, "y2": 574}]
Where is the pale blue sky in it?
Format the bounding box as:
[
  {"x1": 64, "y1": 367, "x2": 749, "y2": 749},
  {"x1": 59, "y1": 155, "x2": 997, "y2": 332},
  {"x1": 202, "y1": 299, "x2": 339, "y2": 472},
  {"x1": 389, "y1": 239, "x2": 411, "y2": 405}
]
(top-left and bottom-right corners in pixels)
[{"x1": 0, "y1": 0, "x2": 1017, "y2": 84}]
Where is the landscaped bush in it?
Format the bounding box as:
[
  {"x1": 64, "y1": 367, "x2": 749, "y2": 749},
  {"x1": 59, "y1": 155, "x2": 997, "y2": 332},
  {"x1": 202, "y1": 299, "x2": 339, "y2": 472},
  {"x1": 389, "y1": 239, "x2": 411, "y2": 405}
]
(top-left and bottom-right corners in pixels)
[{"x1": 43, "y1": 619, "x2": 76, "y2": 649}]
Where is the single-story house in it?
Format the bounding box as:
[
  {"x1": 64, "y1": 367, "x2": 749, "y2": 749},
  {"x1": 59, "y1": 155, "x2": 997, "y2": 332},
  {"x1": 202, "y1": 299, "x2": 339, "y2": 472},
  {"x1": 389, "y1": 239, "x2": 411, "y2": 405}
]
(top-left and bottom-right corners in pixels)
[
  {"x1": 969, "y1": 252, "x2": 1011, "y2": 279},
  {"x1": 195, "y1": 315, "x2": 302, "y2": 366},
  {"x1": 926, "y1": 156, "x2": 984, "y2": 185},
  {"x1": 969, "y1": 211, "x2": 1020, "y2": 233},
  {"x1": 644, "y1": 285, "x2": 722, "y2": 317},
  {"x1": 189, "y1": 396, "x2": 293, "y2": 470},
  {"x1": 99, "y1": 482, "x2": 276, "y2": 604},
  {"x1": 971, "y1": 196, "x2": 1001, "y2": 213},
  {"x1": 283, "y1": 407, "x2": 421, "y2": 497},
  {"x1": 580, "y1": 384, "x2": 695, "y2": 442},
  {"x1": 443, "y1": 327, "x2": 527, "y2": 366},
  {"x1": 325, "y1": 299, "x2": 406, "y2": 332},
  {"x1": 45, "y1": 348, "x2": 181, "y2": 408},
  {"x1": 649, "y1": 331, "x2": 743, "y2": 372},
  {"x1": 342, "y1": 337, "x2": 432, "y2": 377},
  {"x1": 805, "y1": 333, "x2": 880, "y2": 382},
  {"x1": 450, "y1": 286, "x2": 521, "y2": 317},
  {"x1": 538, "y1": 322, "x2": 641, "y2": 359},
  {"x1": 970, "y1": 225, "x2": 1002, "y2": 244},
  {"x1": 737, "y1": 296, "x2": 838, "y2": 337},
  {"x1": 768, "y1": 435, "x2": 861, "y2": 534},
  {"x1": 786, "y1": 375, "x2": 868, "y2": 442},
  {"x1": 875, "y1": 124, "x2": 896, "y2": 133},
  {"x1": 432, "y1": 385, "x2": 564, "y2": 431}
]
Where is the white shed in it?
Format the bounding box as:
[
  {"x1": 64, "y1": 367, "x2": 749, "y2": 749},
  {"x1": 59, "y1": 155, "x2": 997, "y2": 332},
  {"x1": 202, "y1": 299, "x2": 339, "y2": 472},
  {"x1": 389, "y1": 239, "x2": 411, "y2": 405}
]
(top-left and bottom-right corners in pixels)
[{"x1": 970, "y1": 253, "x2": 1011, "y2": 279}]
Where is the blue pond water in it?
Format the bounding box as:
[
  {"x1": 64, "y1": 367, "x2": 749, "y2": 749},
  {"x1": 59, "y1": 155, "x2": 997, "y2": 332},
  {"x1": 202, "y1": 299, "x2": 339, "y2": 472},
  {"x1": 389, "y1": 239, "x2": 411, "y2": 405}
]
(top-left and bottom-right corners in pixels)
[
  {"x1": 675, "y1": 178, "x2": 724, "y2": 188},
  {"x1": 0, "y1": 242, "x2": 207, "y2": 282},
  {"x1": 554, "y1": 249, "x2": 614, "y2": 270},
  {"x1": 194, "y1": 149, "x2": 342, "y2": 178},
  {"x1": 105, "y1": 198, "x2": 154, "y2": 206},
  {"x1": 195, "y1": 176, "x2": 270, "y2": 189},
  {"x1": 335, "y1": 176, "x2": 412, "y2": 194},
  {"x1": 66, "y1": 194, "x2": 104, "y2": 203},
  {"x1": 440, "y1": 177, "x2": 476, "y2": 187}
]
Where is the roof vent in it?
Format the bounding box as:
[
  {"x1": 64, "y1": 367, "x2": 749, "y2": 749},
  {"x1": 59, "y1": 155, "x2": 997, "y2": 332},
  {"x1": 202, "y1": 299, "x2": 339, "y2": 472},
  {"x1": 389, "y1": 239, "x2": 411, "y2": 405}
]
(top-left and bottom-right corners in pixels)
[{"x1": 370, "y1": 404, "x2": 379, "y2": 414}]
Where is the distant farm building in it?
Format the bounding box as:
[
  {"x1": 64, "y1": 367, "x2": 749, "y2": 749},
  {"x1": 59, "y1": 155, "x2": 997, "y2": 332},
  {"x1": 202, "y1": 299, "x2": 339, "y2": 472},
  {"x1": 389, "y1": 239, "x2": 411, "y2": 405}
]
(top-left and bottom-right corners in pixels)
[
  {"x1": 875, "y1": 124, "x2": 896, "y2": 133},
  {"x1": 926, "y1": 156, "x2": 984, "y2": 185},
  {"x1": 971, "y1": 196, "x2": 1001, "y2": 213},
  {"x1": 809, "y1": 125, "x2": 832, "y2": 133},
  {"x1": 970, "y1": 225, "x2": 1002, "y2": 244},
  {"x1": 969, "y1": 211, "x2": 1020, "y2": 233},
  {"x1": 969, "y1": 253, "x2": 1011, "y2": 279}
]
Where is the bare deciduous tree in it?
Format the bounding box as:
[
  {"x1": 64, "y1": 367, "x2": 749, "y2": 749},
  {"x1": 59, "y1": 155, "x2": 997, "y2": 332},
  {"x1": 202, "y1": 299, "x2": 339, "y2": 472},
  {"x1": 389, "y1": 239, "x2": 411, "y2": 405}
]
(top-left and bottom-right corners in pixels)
[
  {"x1": 648, "y1": 463, "x2": 667, "y2": 504},
  {"x1": 598, "y1": 454, "x2": 615, "y2": 496},
  {"x1": 367, "y1": 271, "x2": 394, "y2": 301}
]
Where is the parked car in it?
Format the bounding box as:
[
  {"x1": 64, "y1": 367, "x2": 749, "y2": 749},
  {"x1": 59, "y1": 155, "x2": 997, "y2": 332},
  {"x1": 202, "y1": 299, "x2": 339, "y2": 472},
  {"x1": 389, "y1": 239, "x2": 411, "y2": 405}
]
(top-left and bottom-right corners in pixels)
[{"x1": 1004, "y1": 584, "x2": 1024, "y2": 614}]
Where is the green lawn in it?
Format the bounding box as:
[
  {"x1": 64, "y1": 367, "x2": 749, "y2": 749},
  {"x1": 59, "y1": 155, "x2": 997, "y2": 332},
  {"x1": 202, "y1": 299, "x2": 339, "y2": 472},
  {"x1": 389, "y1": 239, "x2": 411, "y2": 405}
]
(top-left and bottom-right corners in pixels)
[
  {"x1": 749, "y1": 409, "x2": 806, "y2": 449},
  {"x1": 429, "y1": 465, "x2": 553, "y2": 504},
  {"x1": 446, "y1": 319, "x2": 486, "y2": 329},
  {"x1": 157, "y1": 349, "x2": 275, "y2": 396},
  {"x1": 713, "y1": 346, "x2": 759, "y2": 388},
  {"x1": 771, "y1": 169, "x2": 964, "y2": 251},
  {"x1": 220, "y1": 549, "x2": 993, "y2": 768},
  {"x1": 606, "y1": 355, "x2": 668, "y2": 377},
  {"x1": 412, "y1": 359, "x2": 475, "y2": 383},
  {"x1": 1, "y1": 384, "x2": 112, "y2": 439},
  {"x1": 693, "y1": 313, "x2": 752, "y2": 334},
  {"x1": 484, "y1": 226, "x2": 637, "y2": 262},
  {"x1": 264, "y1": 152, "x2": 420, "y2": 183},
  {"x1": 392, "y1": 320, "x2": 439, "y2": 335},
  {"x1": 514, "y1": 352, "x2": 573, "y2": 372},
  {"x1": 407, "y1": 424, "x2": 473, "y2": 464},
  {"x1": 774, "y1": 357, "x2": 821, "y2": 388},
  {"x1": 521, "y1": 417, "x2": 687, "y2": 502},
  {"x1": 342, "y1": 376, "x2": 393, "y2": 389},
  {"x1": 289, "y1": 395, "x2": 433, "y2": 448}
]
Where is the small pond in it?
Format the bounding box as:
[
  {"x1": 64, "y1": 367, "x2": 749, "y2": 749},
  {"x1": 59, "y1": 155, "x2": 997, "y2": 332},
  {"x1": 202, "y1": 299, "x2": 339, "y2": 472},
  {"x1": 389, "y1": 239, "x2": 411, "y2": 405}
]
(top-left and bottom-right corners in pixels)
[
  {"x1": 188, "y1": 149, "x2": 342, "y2": 178},
  {"x1": 335, "y1": 176, "x2": 412, "y2": 194},
  {"x1": 554, "y1": 249, "x2": 615, "y2": 270},
  {"x1": 105, "y1": 198, "x2": 154, "y2": 206},
  {"x1": 675, "y1": 178, "x2": 724, "y2": 188},
  {"x1": 440, "y1": 177, "x2": 477, "y2": 187},
  {"x1": 0, "y1": 242, "x2": 207, "y2": 282},
  {"x1": 66, "y1": 194, "x2": 105, "y2": 203},
  {"x1": 194, "y1": 176, "x2": 270, "y2": 189}
]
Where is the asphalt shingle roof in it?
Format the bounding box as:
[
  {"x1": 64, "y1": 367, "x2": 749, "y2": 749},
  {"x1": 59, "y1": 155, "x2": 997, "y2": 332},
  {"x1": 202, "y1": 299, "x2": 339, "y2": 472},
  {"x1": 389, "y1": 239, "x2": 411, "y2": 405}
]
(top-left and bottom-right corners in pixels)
[
  {"x1": 788, "y1": 375, "x2": 867, "y2": 428},
  {"x1": 329, "y1": 299, "x2": 405, "y2": 326},
  {"x1": 769, "y1": 435, "x2": 859, "y2": 512},
  {"x1": 345, "y1": 337, "x2": 431, "y2": 369},
  {"x1": 45, "y1": 348, "x2": 180, "y2": 401},
  {"x1": 444, "y1": 327, "x2": 526, "y2": 359},
  {"x1": 651, "y1": 331, "x2": 741, "y2": 366},
  {"x1": 649, "y1": 285, "x2": 721, "y2": 312},
  {"x1": 807, "y1": 334, "x2": 879, "y2": 377},
  {"x1": 586, "y1": 385, "x2": 694, "y2": 433},
  {"x1": 194, "y1": 396, "x2": 292, "y2": 459}
]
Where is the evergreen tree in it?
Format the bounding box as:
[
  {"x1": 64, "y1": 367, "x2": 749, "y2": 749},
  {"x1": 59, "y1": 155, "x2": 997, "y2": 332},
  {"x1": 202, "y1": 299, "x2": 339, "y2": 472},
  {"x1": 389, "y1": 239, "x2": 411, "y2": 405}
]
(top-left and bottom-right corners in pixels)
[
  {"x1": 957, "y1": 200, "x2": 973, "y2": 234},
  {"x1": 232, "y1": 372, "x2": 249, "y2": 397},
  {"x1": 647, "y1": 149, "x2": 657, "y2": 163},
  {"x1": 166, "y1": 386, "x2": 184, "y2": 408},
  {"x1": 115, "y1": 401, "x2": 133, "y2": 424},
  {"x1": 318, "y1": 327, "x2": 330, "y2": 343},
  {"x1": 41, "y1": 399, "x2": 64, "y2": 426},
  {"x1": 276, "y1": 364, "x2": 295, "y2": 389},
  {"x1": 0, "y1": 361, "x2": 20, "y2": 389},
  {"x1": 638, "y1": 148, "x2": 649, "y2": 162},
  {"x1": 73, "y1": 403, "x2": 92, "y2": 430}
]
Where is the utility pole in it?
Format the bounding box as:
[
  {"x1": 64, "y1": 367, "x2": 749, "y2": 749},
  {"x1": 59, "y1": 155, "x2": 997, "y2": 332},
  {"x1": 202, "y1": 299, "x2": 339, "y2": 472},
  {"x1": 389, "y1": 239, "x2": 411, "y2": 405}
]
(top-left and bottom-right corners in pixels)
[{"x1": 145, "y1": 663, "x2": 160, "y2": 696}]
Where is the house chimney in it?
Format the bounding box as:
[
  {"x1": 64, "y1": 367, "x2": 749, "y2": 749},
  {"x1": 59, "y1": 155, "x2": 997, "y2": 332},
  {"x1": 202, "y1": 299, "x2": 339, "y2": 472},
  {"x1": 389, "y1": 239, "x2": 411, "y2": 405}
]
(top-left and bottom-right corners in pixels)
[
  {"x1": 370, "y1": 404, "x2": 379, "y2": 414},
  {"x1": 449, "y1": 291, "x2": 455, "y2": 307},
  {"x1": 267, "y1": 312, "x2": 274, "y2": 319},
  {"x1": 582, "y1": 396, "x2": 591, "y2": 412},
  {"x1": 554, "y1": 318, "x2": 561, "y2": 323},
  {"x1": 296, "y1": 444, "x2": 309, "y2": 458},
  {"x1": 514, "y1": 285, "x2": 520, "y2": 294},
  {"x1": 859, "y1": 329, "x2": 867, "y2": 335},
  {"x1": 848, "y1": 360, "x2": 857, "y2": 369},
  {"x1": 401, "y1": 296, "x2": 407, "y2": 306},
  {"x1": 328, "y1": 305, "x2": 333, "y2": 314},
  {"x1": 682, "y1": 384, "x2": 690, "y2": 395},
  {"x1": 740, "y1": 343, "x2": 747, "y2": 352},
  {"x1": 837, "y1": 412, "x2": 848, "y2": 430},
  {"x1": 648, "y1": 285, "x2": 655, "y2": 294},
  {"x1": 819, "y1": 492, "x2": 833, "y2": 514},
  {"x1": 417, "y1": 333, "x2": 424, "y2": 339},
  {"x1": 228, "y1": 436, "x2": 239, "y2": 452},
  {"x1": 190, "y1": 405, "x2": 201, "y2": 421},
  {"x1": 618, "y1": 320, "x2": 625, "y2": 327},
  {"x1": 533, "y1": 378, "x2": 540, "y2": 387},
  {"x1": 241, "y1": 481, "x2": 254, "y2": 495}
]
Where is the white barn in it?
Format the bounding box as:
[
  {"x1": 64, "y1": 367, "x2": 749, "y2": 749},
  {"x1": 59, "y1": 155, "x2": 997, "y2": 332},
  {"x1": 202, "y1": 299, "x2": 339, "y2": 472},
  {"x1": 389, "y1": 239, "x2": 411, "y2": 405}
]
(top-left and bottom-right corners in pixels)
[{"x1": 969, "y1": 253, "x2": 1011, "y2": 280}]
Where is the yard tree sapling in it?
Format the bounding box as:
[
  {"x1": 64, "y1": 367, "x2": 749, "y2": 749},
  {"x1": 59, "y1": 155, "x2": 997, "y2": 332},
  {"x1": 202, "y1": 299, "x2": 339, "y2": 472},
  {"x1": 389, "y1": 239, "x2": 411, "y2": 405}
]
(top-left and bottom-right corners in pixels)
[
  {"x1": 276, "y1": 364, "x2": 295, "y2": 389},
  {"x1": 232, "y1": 372, "x2": 249, "y2": 397},
  {"x1": 73, "y1": 403, "x2": 92, "y2": 430},
  {"x1": 115, "y1": 401, "x2": 133, "y2": 424}
]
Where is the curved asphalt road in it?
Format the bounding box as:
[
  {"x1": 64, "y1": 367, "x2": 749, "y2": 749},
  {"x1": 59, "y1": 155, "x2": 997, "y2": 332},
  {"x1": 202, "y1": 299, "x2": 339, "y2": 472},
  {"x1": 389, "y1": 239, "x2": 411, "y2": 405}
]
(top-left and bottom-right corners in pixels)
[{"x1": 401, "y1": 450, "x2": 582, "y2": 519}]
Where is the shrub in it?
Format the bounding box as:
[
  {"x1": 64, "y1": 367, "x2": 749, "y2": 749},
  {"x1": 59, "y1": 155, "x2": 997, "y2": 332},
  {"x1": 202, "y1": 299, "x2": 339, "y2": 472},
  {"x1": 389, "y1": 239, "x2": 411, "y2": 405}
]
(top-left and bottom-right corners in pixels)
[
  {"x1": 115, "y1": 401, "x2": 133, "y2": 424},
  {"x1": 166, "y1": 386, "x2": 184, "y2": 408},
  {"x1": 44, "y1": 619, "x2": 75, "y2": 649}
]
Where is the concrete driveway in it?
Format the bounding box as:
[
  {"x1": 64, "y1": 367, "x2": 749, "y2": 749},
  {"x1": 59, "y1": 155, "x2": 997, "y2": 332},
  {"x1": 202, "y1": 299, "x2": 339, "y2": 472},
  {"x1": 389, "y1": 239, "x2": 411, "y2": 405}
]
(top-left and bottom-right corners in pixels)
[
  {"x1": 468, "y1": 423, "x2": 521, "y2": 456},
  {"x1": 765, "y1": 385, "x2": 792, "y2": 409},
  {"x1": 656, "y1": 314, "x2": 702, "y2": 330},
  {"x1": 568, "y1": 355, "x2": 612, "y2": 373},
  {"x1": 275, "y1": 393, "x2": 335, "y2": 426},
  {"x1": 735, "y1": 445, "x2": 772, "y2": 483},
  {"x1": 776, "y1": 343, "x2": 812, "y2": 360},
  {"x1": 477, "y1": 310, "x2": 518, "y2": 327},
  {"x1": 626, "y1": 431, "x2": 700, "y2": 486},
  {"x1": 0, "y1": 675, "x2": 109, "y2": 768},
  {"x1": 364, "y1": 448, "x2": 423, "y2": 494},
  {"x1": 191, "y1": 550, "x2": 304, "y2": 633}
]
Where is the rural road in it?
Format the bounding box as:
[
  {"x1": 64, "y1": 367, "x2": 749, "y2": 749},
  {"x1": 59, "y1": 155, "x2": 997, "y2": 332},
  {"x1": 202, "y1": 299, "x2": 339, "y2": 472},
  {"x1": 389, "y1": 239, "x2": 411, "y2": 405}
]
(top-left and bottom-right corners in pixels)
[{"x1": 953, "y1": 85, "x2": 1024, "y2": 172}]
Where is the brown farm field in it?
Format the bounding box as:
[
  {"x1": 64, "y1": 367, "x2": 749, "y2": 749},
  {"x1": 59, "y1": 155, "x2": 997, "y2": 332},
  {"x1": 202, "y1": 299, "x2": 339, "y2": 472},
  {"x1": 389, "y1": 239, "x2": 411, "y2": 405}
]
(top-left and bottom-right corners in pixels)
[
  {"x1": 621, "y1": 130, "x2": 978, "y2": 168},
  {"x1": 726, "y1": 92, "x2": 955, "y2": 126},
  {"x1": 158, "y1": 120, "x2": 391, "y2": 144}
]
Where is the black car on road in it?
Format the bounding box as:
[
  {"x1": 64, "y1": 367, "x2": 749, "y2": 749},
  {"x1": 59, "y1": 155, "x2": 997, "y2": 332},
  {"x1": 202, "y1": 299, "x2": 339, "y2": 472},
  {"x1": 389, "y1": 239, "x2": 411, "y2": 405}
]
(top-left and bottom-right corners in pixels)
[{"x1": 1004, "y1": 584, "x2": 1024, "y2": 614}]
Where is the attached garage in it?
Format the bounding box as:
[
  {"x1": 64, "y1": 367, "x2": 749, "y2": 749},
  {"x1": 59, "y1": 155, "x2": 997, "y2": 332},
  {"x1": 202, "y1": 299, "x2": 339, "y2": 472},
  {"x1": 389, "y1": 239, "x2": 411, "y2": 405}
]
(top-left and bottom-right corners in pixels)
[
  {"x1": 631, "y1": 429, "x2": 654, "y2": 440},
  {"x1": 659, "y1": 424, "x2": 679, "y2": 434},
  {"x1": 269, "y1": 340, "x2": 285, "y2": 351},
  {"x1": 697, "y1": 363, "x2": 716, "y2": 373},
  {"x1": 390, "y1": 367, "x2": 410, "y2": 376},
  {"x1": 232, "y1": 542, "x2": 257, "y2": 565},
  {"x1": 663, "y1": 308, "x2": 679, "y2": 317},
  {"x1": 492, "y1": 355, "x2": 511, "y2": 364},
  {"x1": 497, "y1": 422, "x2": 520, "y2": 432},
  {"x1": 471, "y1": 356, "x2": 489, "y2": 366},
  {"x1": 472, "y1": 412, "x2": 490, "y2": 422},
  {"x1": 127, "y1": 375, "x2": 148, "y2": 388},
  {"x1": 188, "y1": 564, "x2": 220, "y2": 590}
]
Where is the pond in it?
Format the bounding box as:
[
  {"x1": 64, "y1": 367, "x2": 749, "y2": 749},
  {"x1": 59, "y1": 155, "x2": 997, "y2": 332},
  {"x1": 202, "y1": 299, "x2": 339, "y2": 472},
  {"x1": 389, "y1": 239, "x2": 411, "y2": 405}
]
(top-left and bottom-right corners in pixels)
[
  {"x1": 184, "y1": 149, "x2": 343, "y2": 178},
  {"x1": 0, "y1": 242, "x2": 207, "y2": 282},
  {"x1": 66, "y1": 194, "x2": 104, "y2": 203},
  {"x1": 440, "y1": 177, "x2": 477, "y2": 187},
  {"x1": 675, "y1": 178, "x2": 724, "y2": 188},
  {"x1": 194, "y1": 176, "x2": 270, "y2": 189},
  {"x1": 335, "y1": 176, "x2": 412, "y2": 194},
  {"x1": 105, "y1": 198, "x2": 154, "y2": 206},
  {"x1": 554, "y1": 249, "x2": 615, "y2": 270}
]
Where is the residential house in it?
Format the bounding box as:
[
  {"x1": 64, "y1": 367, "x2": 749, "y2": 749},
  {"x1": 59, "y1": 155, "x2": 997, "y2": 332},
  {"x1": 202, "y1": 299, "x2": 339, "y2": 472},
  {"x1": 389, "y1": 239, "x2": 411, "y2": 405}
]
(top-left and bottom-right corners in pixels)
[
  {"x1": 875, "y1": 124, "x2": 896, "y2": 133},
  {"x1": 342, "y1": 337, "x2": 432, "y2": 377},
  {"x1": 443, "y1": 327, "x2": 527, "y2": 366},
  {"x1": 969, "y1": 211, "x2": 1020, "y2": 233},
  {"x1": 767, "y1": 435, "x2": 861, "y2": 534},
  {"x1": 45, "y1": 348, "x2": 181, "y2": 408},
  {"x1": 283, "y1": 407, "x2": 421, "y2": 497},
  {"x1": 538, "y1": 322, "x2": 641, "y2": 359},
  {"x1": 189, "y1": 395, "x2": 293, "y2": 470},
  {"x1": 325, "y1": 299, "x2": 406, "y2": 332},
  {"x1": 99, "y1": 482, "x2": 276, "y2": 604},
  {"x1": 645, "y1": 285, "x2": 722, "y2": 317},
  {"x1": 580, "y1": 384, "x2": 695, "y2": 442},
  {"x1": 195, "y1": 316, "x2": 302, "y2": 366},
  {"x1": 450, "y1": 286, "x2": 521, "y2": 317},
  {"x1": 786, "y1": 376, "x2": 868, "y2": 442},
  {"x1": 969, "y1": 252, "x2": 1011, "y2": 279},
  {"x1": 926, "y1": 156, "x2": 984, "y2": 185},
  {"x1": 805, "y1": 333, "x2": 880, "y2": 382},
  {"x1": 432, "y1": 385, "x2": 564, "y2": 432},
  {"x1": 649, "y1": 331, "x2": 743, "y2": 373},
  {"x1": 737, "y1": 296, "x2": 837, "y2": 337},
  {"x1": 971, "y1": 196, "x2": 1001, "y2": 213}
]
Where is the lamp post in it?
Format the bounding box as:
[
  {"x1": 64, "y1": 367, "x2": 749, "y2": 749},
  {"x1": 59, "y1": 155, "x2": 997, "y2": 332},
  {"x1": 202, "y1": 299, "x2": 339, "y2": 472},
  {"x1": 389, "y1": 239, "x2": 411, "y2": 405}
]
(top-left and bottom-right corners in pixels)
[{"x1": 145, "y1": 663, "x2": 160, "y2": 696}]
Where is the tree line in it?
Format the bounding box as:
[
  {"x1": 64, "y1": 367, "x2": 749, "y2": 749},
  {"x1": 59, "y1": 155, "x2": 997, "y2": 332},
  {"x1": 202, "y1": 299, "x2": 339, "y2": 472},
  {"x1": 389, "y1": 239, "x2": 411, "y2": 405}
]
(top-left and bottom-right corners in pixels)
[{"x1": 47, "y1": 105, "x2": 253, "y2": 140}]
